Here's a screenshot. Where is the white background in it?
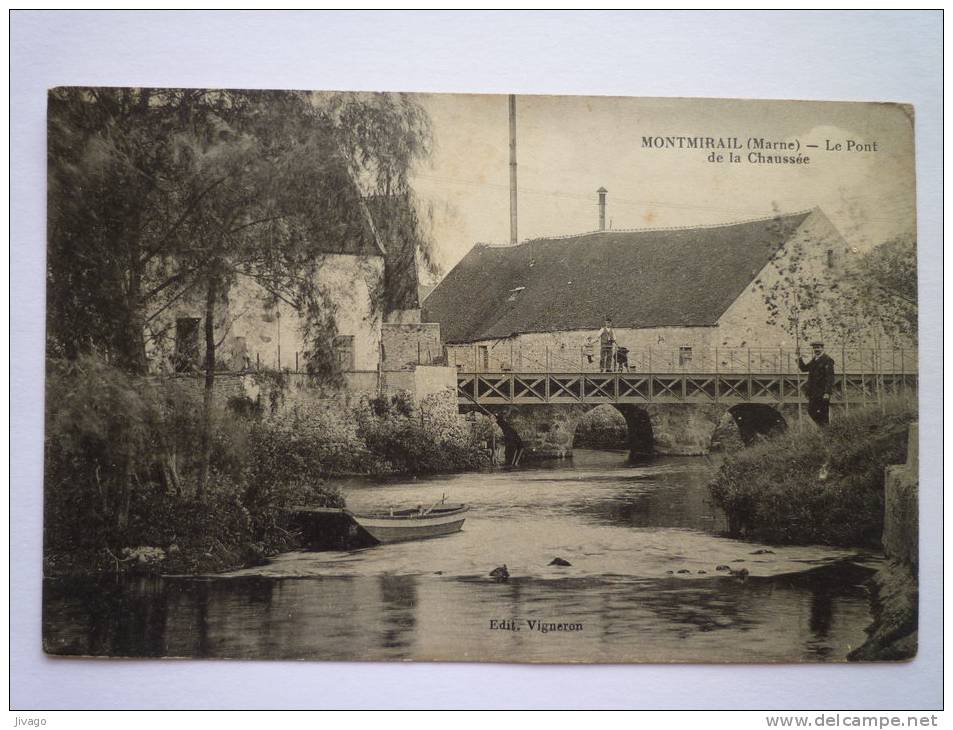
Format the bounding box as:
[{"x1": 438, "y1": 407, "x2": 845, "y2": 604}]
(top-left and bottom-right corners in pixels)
[{"x1": 9, "y1": 10, "x2": 943, "y2": 710}]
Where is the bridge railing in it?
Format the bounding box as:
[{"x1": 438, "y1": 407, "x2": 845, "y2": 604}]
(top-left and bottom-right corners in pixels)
[
  {"x1": 457, "y1": 370, "x2": 918, "y2": 406},
  {"x1": 458, "y1": 346, "x2": 917, "y2": 375}
]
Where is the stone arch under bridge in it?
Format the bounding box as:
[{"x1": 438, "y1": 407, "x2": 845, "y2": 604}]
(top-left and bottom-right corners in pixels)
[
  {"x1": 461, "y1": 402, "x2": 794, "y2": 464},
  {"x1": 456, "y1": 369, "x2": 914, "y2": 462}
]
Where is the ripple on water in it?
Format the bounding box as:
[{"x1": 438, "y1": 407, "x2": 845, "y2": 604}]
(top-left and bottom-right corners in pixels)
[{"x1": 43, "y1": 451, "x2": 878, "y2": 663}]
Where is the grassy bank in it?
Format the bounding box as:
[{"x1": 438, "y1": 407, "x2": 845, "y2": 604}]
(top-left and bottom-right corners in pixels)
[
  {"x1": 44, "y1": 357, "x2": 489, "y2": 577},
  {"x1": 708, "y1": 397, "x2": 916, "y2": 547}
]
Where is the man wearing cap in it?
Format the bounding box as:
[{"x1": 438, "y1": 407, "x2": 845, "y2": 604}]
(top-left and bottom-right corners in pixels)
[
  {"x1": 797, "y1": 341, "x2": 836, "y2": 426},
  {"x1": 597, "y1": 317, "x2": 615, "y2": 372}
]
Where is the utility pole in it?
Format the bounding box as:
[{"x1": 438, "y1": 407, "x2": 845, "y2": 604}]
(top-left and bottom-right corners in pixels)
[{"x1": 509, "y1": 94, "x2": 518, "y2": 245}]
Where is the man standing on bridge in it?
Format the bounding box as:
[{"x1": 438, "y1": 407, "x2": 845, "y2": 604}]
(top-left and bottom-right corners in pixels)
[
  {"x1": 598, "y1": 317, "x2": 615, "y2": 372},
  {"x1": 797, "y1": 340, "x2": 836, "y2": 426}
]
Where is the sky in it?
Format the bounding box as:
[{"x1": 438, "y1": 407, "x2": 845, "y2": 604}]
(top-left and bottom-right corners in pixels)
[{"x1": 409, "y1": 93, "x2": 916, "y2": 282}]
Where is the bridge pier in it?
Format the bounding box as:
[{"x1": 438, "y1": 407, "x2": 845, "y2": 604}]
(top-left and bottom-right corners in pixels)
[
  {"x1": 479, "y1": 404, "x2": 591, "y2": 461},
  {"x1": 641, "y1": 404, "x2": 727, "y2": 456},
  {"x1": 458, "y1": 370, "x2": 914, "y2": 461},
  {"x1": 474, "y1": 403, "x2": 741, "y2": 462}
]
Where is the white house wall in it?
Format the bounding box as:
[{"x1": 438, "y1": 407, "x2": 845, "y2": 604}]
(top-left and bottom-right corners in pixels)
[{"x1": 147, "y1": 253, "x2": 384, "y2": 374}]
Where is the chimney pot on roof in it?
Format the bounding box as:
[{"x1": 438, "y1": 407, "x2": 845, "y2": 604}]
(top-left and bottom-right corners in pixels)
[{"x1": 597, "y1": 187, "x2": 608, "y2": 231}]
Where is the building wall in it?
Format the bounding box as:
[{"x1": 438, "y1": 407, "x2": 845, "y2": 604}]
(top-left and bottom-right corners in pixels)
[
  {"x1": 382, "y1": 322, "x2": 442, "y2": 371},
  {"x1": 146, "y1": 253, "x2": 384, "y2": 374},
  {"x1": 446, "y1": 326, "x2": 719, "y2": 373},
  {"x1": 715, "y1": 208, "x2": 847, "y2": 351},
  {"x1": 413, "y1": 365, "x2": 458, "y2": 401}
]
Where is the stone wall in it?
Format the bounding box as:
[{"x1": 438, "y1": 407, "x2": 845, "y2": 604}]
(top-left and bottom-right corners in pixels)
[
  {"x1": 643, "y1": 403, "x2": 726, "y2": 455},
  {"x1": 883, "y1": 422, "x2": 919, "y2": 567},
  {"x1": 849, "y1": 422, "x2": 918, "y2": 661},
  {"x1": 413, "y1": 366, "x2": 457, "y2": 402},
  {"x1": 151, "y1": 373, "x2": 248, "y2": 401},
  {"x1": 716, "y1": 208, "x2": 847, "y2": 351},
  {"x1": 478, "y1": 401, "x2": 738, "y2": 462},
  {"x1": 224, "y1": 367, "x2": 456, "y2": 412},
  {"x1": 446, "y1": 326, "x2": 720, "y2": 373},
  {"x1": 382, "y1": 322, "x2": 442, "y2": 371}
]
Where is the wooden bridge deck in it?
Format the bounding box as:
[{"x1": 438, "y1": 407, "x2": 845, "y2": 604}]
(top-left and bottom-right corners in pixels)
[{"x1": 458, "y1": 371, "x2": 918, "y2": 406}]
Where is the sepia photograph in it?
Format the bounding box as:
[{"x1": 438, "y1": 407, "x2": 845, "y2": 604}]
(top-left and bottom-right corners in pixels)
[{"x1": 39, "y1": 87, "x2": 921, "y2": 665}]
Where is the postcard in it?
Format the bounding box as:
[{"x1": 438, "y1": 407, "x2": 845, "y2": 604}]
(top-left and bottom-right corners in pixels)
[{"x1": 43, "y1": 89, "x2": 917, "y2": 663}]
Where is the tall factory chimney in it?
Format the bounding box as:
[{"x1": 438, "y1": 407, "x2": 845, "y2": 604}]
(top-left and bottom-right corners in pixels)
[
  {"x1": 597, "y1": 187, "x2": 608, "y2": 231},
  {"x1": 509, "y1": 94, "x2": 518, "y2": 245}
]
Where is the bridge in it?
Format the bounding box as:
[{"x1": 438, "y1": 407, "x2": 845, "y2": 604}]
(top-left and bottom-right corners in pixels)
[
  {"x1": 455, "y1": 348, "x2": 917, "y2": 464},
  {"x1": 457, "y1": 371, "x2": 917, "y2": 407}
]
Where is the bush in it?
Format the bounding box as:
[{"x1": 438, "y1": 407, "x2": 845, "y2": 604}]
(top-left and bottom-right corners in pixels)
[
  {"x1": 44, "y1": 357, "x2": 491, "y2": 576},
  {"x1": 44, "y1": 356, "x2": 346, "y2": 576},
  {"x1": 356, "y1": 392, "x2": 489, "y2": 474},
  {"x1": 708, "y1": 398, "x2": 916, "y2": 547}
]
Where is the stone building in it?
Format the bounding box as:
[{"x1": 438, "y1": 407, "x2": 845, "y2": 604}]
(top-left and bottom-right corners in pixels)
[
  {"x1": 424, "y1": 207, "x2": 888, "y2": 374},
  {"x1": 147, "y1": 201, "x2": 453, "y2": 403}
]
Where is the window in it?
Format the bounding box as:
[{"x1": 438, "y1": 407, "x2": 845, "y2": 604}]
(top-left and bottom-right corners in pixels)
[
  {"x1": 478, "y1": 345, "x2": 489, "y2": 371},
  {"x1": 678, "y1": 346, "x2": 693, "y2": 367},
  {"x1": 173, "y1": 318, "x2": 200, "y2": 373},
  {"x1": 826, "y1": 248, "x2": 835, "y2": 269},
  {"x1": 333, "y1": 335, "x2": 355, "y2": 371}
]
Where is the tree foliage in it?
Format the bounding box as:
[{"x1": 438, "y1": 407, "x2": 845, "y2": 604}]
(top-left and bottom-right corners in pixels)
[
  {"x1": 843, "y1": 233, "x2": 918, "y2": 344},
  {"x1": 47, "y1": 87, "x2": 434, "y2": 375},
  {"x1": 48, "y1": 87, "x2": 434, "y2": 496},
  {"x1": 757, "y1": 208, "x2": 917, "y2": 347},
  {"x1": 757, "y1": 210, "x2": 843, "y2": 345}
]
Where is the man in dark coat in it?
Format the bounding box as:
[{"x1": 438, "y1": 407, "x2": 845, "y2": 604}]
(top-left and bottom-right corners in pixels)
[{"x1": 798, "y1": 340, "x2": 836, "y2": 426}]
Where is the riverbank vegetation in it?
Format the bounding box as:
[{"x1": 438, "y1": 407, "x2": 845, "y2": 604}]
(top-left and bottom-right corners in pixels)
[
  {"x1": 708, "y1": 397, "x2": 916, "y2": 547},
  {"x1": 44, "y1": 356, "x2": 488, "y2": 578}
]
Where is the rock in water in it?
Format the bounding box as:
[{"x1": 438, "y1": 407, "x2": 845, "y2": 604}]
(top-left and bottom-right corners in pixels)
[
  {"x1": 715, "y1": 565, "x2": 731, "y2": 572},
  {"x1": 490, "y1": 565, "x2": 510, "y2": 583},
  {"x1": 549, "y1": 557, "x2": 572, "y2": 566},
  {"x1": 676, "y1": 569, "x2": 691, "y2": 574},
  {"x1": 750, "y1": 549, "x2": 775, "y2": 555}
]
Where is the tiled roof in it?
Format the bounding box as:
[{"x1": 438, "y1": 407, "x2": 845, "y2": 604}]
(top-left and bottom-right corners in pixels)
[{"x1": 423, "y1": 210, "x2": 816, "y2": 343}]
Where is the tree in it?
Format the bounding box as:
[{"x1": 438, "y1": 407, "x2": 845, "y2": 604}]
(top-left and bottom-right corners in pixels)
[
  {"x1": 843, "y1": 233, "x2": 918, "y2": 344},
  {"x1": 48, "y1": 88, "x2": 434, "y2": 497},
  {"x1": 757, "y1": 209, "x2": 917, "y2": 350},
  {"x1": 48, "y1": 87, "x2": 180, "y2": 371},
  {"x1": 757, "y1": 209, "x2": 842, "y2": 347}
]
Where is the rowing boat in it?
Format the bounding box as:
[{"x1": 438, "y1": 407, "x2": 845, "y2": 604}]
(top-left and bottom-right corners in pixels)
[{"x1": 349, "y1": 502, "x2": 469, "y2": 544}]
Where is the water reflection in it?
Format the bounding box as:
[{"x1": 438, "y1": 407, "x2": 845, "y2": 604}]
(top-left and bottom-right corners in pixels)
[
  {"x1": 379, "y1": 575, "x2": 417, "y2": 650},
  {"x1": 43, "y1": 452, "x2": 876, "y2": 663},
  {"x1": 44, "y1": 564, "x2": 873, "y2": 663}
]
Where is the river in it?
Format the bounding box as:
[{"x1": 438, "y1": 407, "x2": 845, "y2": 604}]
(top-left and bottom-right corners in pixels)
[{"x1": 43, "y1": 450, "x2": 878, "y2": 663}]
